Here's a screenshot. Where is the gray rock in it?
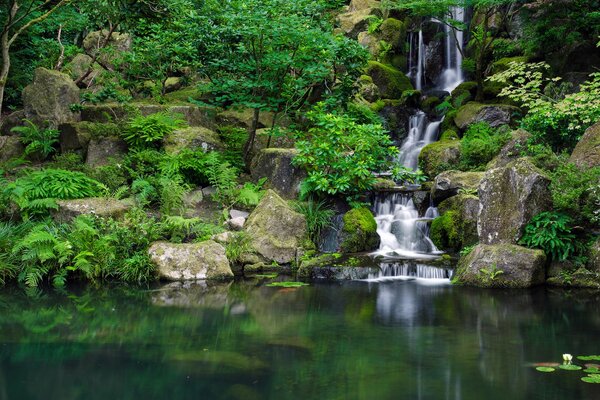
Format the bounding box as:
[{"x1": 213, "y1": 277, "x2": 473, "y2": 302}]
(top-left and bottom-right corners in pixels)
[
  {"x1": 436, "y1": 194, "x2": 480, "y2": 249},
  {"x1": 454, "y1": 243, "x2": 546, "y2": 288},
  {"x1": 0, "y1": 110, "x2": 25, "y2": 135},
  {"x1": 488, "y1": 128, "x2": 531, "y2": 168},
  {"x1": 163, "y1": 126, "x2": 224, "y2": 154},
  {"x1": 85, "y1": 137, "x2": 127, "y2": 167},
  {"x1": 22, "y1": 68, "x2": 80, "y2": 127},
  {"x1": 478, "y1": 158, "x2": 551, "y2": 245},
  {"x1": 0, "y1": 136, "x2": 24, "y2": 162},
  {"x1": 58, "y1": 122, "x2": 92, "y2": 155},
  {"x1": 228, "y1": 217, "x2": 246, "y2": 231},
  {"x1": 230, "y1": 209, "x2": 249, "y2": 219},
  {"x1": 212, "y1": 231, "x2": 234, "y2": 244},
  {"x1": 202, "y1": 186, "x2": 216, "y2": 196},
  {"x1": 244, "y1": 190, "x2": 307, "y2": 264},
  {"x1": 53, "y1": 197, "x2": 131, "y2": 222},
  {"x1": 183, "y1": 189, "x2": 204, "y2": 209},
  {"x1": 250, "y1": 148, "x2": 306, "y2": 199},
  {"x1": 338, "y1": 7, "x2": 382, "y2": 39},
  {"x1": 569, "y1": 122, "x2": 600, "y2": 168},
  {"x1": 454, "y1": 102, "x2": 519, "y2": 130},
  {"x1": 431, "y1": 170, "x2": 484, "y2": 203},
  {"x1": 588, "y1": 237, "x2": 600, "y2": 273},
  {"x1": 148, "y1": 240, "x2": 233, "y2": 281}
]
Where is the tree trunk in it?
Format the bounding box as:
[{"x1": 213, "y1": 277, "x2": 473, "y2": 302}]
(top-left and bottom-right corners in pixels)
[
  {"x1": 0, "y1": 31, "x2": 11, "y2": 118},
  {"x1": 475, "y1": 55, "x2": 484, "y2": 102},
  {"x1": 243, "y1": 108, "x2": 261, "y2": 162}
]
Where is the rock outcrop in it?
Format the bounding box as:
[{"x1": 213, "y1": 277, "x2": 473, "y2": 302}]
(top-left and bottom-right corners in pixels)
[
  {"x1": 244, "y1": 190, "x2": 307, "y2": 263},
  {"x1": 477, "y1": 158, "x2": 551, "y2": 245},
  {"x1": 419, "y1": 139, "x2": 461, "y2": 177},
  {"x1": 0, "y1": 136, "x2": 24, "y2": 162},
  {"x1": 366, "y1": 61, "x2": 413, "y2": 100},
  {"x1": 454, "y1": 102, "x2": 518, "y2": 130},
  {"x1": 569, "y1": 122, "x2": 600, "y2": 168},
  {"x1": 86, "y1": 137, "x2": 127, "y2": 167},
  {"x1": 149, "y1": 241, "x2": 233, "y2": 281},
  {"x1": 53, "y1": 198, "x2": 131, "y2": 222},
  {"x1": 83, "y1": 30, "x2": 132, "y2": 69},
  {"x1": 22, "y1": 68, "x2": 80, "y2": 126},
  {"x1": 487, "y1": 128, "x2": 531, "y2": 168},
  {"x1": 431, "y1": 170, "x2": 484, "y2": 203},
  {"x1": 339, "y1": 207, "x2": 380, "y2": 253},
  {"x1": 431, "y1": 194, "x2": 480, "y2": 251},
  {"x1": 163, "y1": 126, "x2": 223, "y2": 154},
  {"x1": 250, "y1": 149, "x2": 306, "y2": 199},
  {"x1": 454, "y1": 243, "x2": 546, "y2": 288}
]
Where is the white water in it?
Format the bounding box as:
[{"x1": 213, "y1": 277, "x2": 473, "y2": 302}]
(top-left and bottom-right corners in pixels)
[
  {"x1": 408, "y1": 30, "x2": 426, "y2": 91},
  {"x1": 439, "y1": 6, "x2": 466, "y2": 92},
  {"x1": 396, "y1": 112, "x2": 443, "y2": 171},
  {"x1": 363, "y1": 262, "x2": 453, "y2": 283}
]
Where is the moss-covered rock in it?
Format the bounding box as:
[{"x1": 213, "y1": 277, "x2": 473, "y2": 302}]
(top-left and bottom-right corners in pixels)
[
  {"x1": 432, "y1": 194, "x2": 480, "y2": 251},
  {"x1": 338, "y1": 8, "x2": 382, "y2": 39},
  {"x1": 569, "y1": 121, "x2": 600, "y2": 168},
  {"x1": 53, "y1": 197, "x2": 132, "y2": 223},
  {"x1": 366, "y1": 61, "x2": 413, "y2": 100},
  {"x1": 430, "y1": 211, "x2": 460, "y2": 250},
  {"x1": 431, "y1": 170, "x2": 484, "y2": 203},
  {"x1": 297, "y1": 253, "x2": 380, "y2": 280},
  {"x1": 440, "y1": 130, "x2": 459, "y2": 141},
  {"x1": 0, "y1": 136, "x2": 24, "y2": 162},
  {"x1": 379, "y1": 18, "x2": 406, "y2": 49},
  {"x1": 588, "y1": 237, "x2": 600, "y2": 274},
  {"x1": 421, "y1": 96, "x2": 441, "y2": 114},
  {"x1": 487, "y1": 128, "x2": 531, "y2": 169},
  {"x1": 163, "y1": 126, "x2": 224, "y2": 154},
  {"x1": 451, "y1": 81, "x2": 478, "y2": 98},
  {"x1": 250, "y1": 148, "x2": 306, "y2": 199},
  {"x1": 453, "y1": 243, "x2": 546, "y2": 288},
  {"x1": 419, "y1": 139, "x2": 461, "y2": 177},
  {"x1": 215, "y1": 108, "x2": 274, "y2": 130},
  {"x1": 454, "y1": 102, "x2": 519, "y2": 130},
  {"x1": 478, "y1": 158, "x2": 551, "y2": 245},
  {"x1": 340, "y1": 207, "x2": 380, "y2": 253},
  {"x1": 22, "y1": 68, "x2": 80, "y2": 127},
  {"x1": 148, "y1": 240, "x2": 233, "y2": 281},
  {"x1": 58, "y1": 122, "x2": 95, "y2": 155},
  {"x1": 85, "y1": 136, "x2": 127, "y2": 167},
  {"x1": 65, "y1": 53, "x2": 105, "y2": 87},
  {"x1": 244, "y1": 190, "x2": 307, "y2": 264},
  {"x1": 490, "y1": 56, "x2": 529, "y2": 74},
  {"x1": 358, "y1": 74, "x2": 381, "y2": 102}
]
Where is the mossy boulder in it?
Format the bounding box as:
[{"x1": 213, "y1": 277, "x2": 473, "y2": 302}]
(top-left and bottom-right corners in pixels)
[
  {"x1": 454, "y1": 102, "x2": 519, "y2": 130},
  {"x1": 451, "y1": 81, "x2": 477, "y2": 99},
  {"x1": 478, "y1": 158, "x2": 551, "y2": 245},
  {"x1": 349, "y1": 0, "x2": 381, "y2": 11},
  {"x1": 453, "y1": 243, "x2": 546, "y2": 288},
  {"x1": 0, "y1": 110, "x2": 25, "y2": 136},
  {"x1": 366, "y1": 61, "x2": 413, "y2": 100},
  {"x1": 440, "y1": 130, "x2": 459, "y2": 141},
  {"x1": 58, "y1": 122, "x2": 94, "y2": 155},
  {"x1": 338, "y1": 8, "x2": 382, "y2": 39},
  {"x1": 490, "y1": 56, "x2": 529, "y2": 74},
  {"x1": 431, "y1": 170, "x2": 484, "y2": 203},
  {"x1": 244, "y1": 190, "x2": 307, "y2": 264},
  {"x1": 588, "y1": 237, "x2": 600, "y2": 274},
  {"x1": 431, "y1": 194, "x2": 480, "y2": 251},
  {"x1": 421, "y1": 96, "x2": 441, "y2": 114},
  {"x1": 358, "y1": 74, "x2": 381, "y2": 102},
  {"x1": 419, "y1": 139, "x2": 461, "y2": 177},
  {"x1": 215, "y1": 108, "x2": 274, "y2": 130},
  {"x1": 379, "y1": 18, "x2": 406, "y2": 49},
  {"x1": 148, "y1": 240, "x2": 233, "y2": 281},
  {"x1": 163, "y1": 127, "x2": 224, "y2": 154},
  {"x1": 85, "y1": 136, "x2": 127, "y2": 167},
  {"x1": 0, "y1": 136, "x2": 24, "y2": 162},
  {"x1": 250, "y1": 148, "x2": 306, "y2": 199},
  {"x1": 22, "y1": 68, "x2": 80, "y2": 127},
  {"x1": 487, "y1": 128, "x2": 531, "y2": 168},
  {"x1": 569, "y1": 122, "x2": 600, "y2": 168},
  {"x1": 340, "y1": 207, "x2": 380, "y2": 253},
  {"x1": 53, "y1": 197, "x2": 132, "y2": 223}
]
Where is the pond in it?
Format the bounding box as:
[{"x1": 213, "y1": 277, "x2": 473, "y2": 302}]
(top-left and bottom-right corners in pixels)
[{"x1": 1, "y1": 278, "x2": 600, "y2": 400}]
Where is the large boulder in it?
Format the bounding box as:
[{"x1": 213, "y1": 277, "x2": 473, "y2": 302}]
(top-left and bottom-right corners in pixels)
[
  {"x1": 22, "y1": 68, "x2": 80, "y2": 127},
  {"x1": 83, "y1": 30, "x2": 132, "y2": 69},
  {"x1": 453, "y1": 244, "x2": 546, "y2": 288},
  {"x1": 339, "y1": 207, "x2": 380, "y2": 253},
  {"x1": 348, "y1": 0, "x2": 381, "y2": 11},
  {"x1": 487, "y1": 128, "x2": 531, "y2": 168},
  {"x1": 53, "y1": 197, "x2": 131, "y2": 222},
  {"x1": 215, "y1": 108, "x2": 273, "y2": 130},
  {"x1": 0, "y1": 136, "x2": 24, "y2": 162},
  {"x1": 588, "y1": 237, "x2": 600, "y2": 273},
  {"x1": 454, "y1": 102, "x2": 518, "y2": 130},
  {"x1": 338, "y1": 8, "x2": 382, "y2": 39},
  {"x1": 244, "y1": 190, "x2": 308, "y2": 264},
  {"x1": 163, "y1": 127, "x2": 223, "y2": 154},
  {"x1": 431, "y1": 170, "x2": 484, "y2": 203},
  {"x1": 431, "y1": 194, "x2": 480, "y2": 251},
  {"x1": 478, "y1": 158, "x2": 551, "y2": 245},
  {"x1": 418, "y1": 139, "x2": 461, "y2": 177},
  {"x1": 250, "y1": 148, "x2": 306, "y2": 199},
  {"x1": 366, "y1": 61, "x2": 413, "y2": 100},
  {"x1": 569, "y1": 122, "x2": 600, "y2": 168},
  {"x1": 0, "y1": 110, "x2": 26, "y2": 135},
  {"x1": 148, "y1": 240, "x2": 233, "y2": 281},
  {"x1": 66, "y1": 53, "x2": 105, "y2": 87},
  {"x1": 58, "y1": 122, "x2": 93, "y2": 155},
  {"x1": 85, "y1": 137, "x2": 127, "y2": 167}
]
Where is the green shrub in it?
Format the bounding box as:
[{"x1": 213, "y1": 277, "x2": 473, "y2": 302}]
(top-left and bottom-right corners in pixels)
[
  {"x1": 520, "y1": 211, "x2": 582, "y2": 261},
  {"x1": 226, "y1": 231, "x2": 253, "y2": 266},
  {"x1": 217, "y1": 126, "x2": 249, "y2": 171},
  {"x1": 551, "y1": 163, "x2": 600, "y2": 223},
  {"x1": 292, "y1": 200, "x2": 335, "y2": 245},
  {"x1": 460, "y1": 122, "x2": 507, "y2": 170},
  {"x1": 122, "y1": 112, "x2": 186, "y2": 149},
  {"x1": 11, "y1": 119, "x2": 59, "y2": 160},
  {"x1": 48, "y1": 152, "x2": 86, "y2": 172}
]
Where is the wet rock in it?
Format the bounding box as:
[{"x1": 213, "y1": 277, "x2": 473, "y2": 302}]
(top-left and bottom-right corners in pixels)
[
  {"x1": 432, "y1": 194, "x2": 480, "y2": 251},
  {"x1": 366, "y1": 61, "x2": 413, "y2": 100},
  {"x1": 148, "y1": 240, "x2": 233, "y2": 281},
  {"x1": 250, "y1": 148, "x2": 306, "y2": 199},
  {"x1": 488, "y1": 128, "x2": 531, "y2": 168},
  {"x1": 419, "y1": 139, "x2": 461, "y2": 177},
  {"x1": 163, "y1": 126, "x2": 224, "y2": 154},
  {"x1": 569, "y1": 122, "x2": 600, "y2": 168},
  {"x1": 244, "y1": 190, "x2": 307, "y2": 264},
  {"x1": 0, "y1": 136, "x2": 24, "y2": 162},
  {"x1": 339, "y1": 207, "x2": 380, "y2": 253},
  {"x1": 478, "y1": 158, "x2": 551, "y2": 245},
  {"x1": 53, "y1": 197, "x2": 131, "y2": 222},
  {"x1": 85, "y1": 137, "x2": 127, "y2": 167},
  {"x1": 22, "y1": 68, "x2": 80, "y2": 127},
  {"x1": 298, "y1": 253, "x2": 380, "y2": 280},
  {"x1": 454, "y1": 102, "x2": 519, "y2": 130},
  {"x1": 431, "y1": 170, "x2": 484, "y2": 203},
  {"x1": 454, "y1": 243, "x2": 546, "y2": 288}
]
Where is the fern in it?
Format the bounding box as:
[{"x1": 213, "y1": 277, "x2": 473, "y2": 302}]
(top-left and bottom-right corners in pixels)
[
  {"x1": 11, "y1": 119, "x2": 59, "y2": 160},
  {"x1": 122, "y1": 112, "x2": 186, "y2": 149}
]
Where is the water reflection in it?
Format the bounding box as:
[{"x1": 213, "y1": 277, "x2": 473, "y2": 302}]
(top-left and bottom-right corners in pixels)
[{"x1": 0, "y1": 282, "x2": 599, "y2": 400}]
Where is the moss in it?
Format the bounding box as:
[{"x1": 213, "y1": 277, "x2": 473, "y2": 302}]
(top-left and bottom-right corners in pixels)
[
  {"x1": 369, "y1": 99, "x2": 386, "y2": 112},
  {"x1": 482, "y1": 80, "x2": 506, "y2": 99},
  {"x1": 440, "y1": 109, "x2": 458, "y2": 132},
  {"x1": 163, "y1": 86, "x2": 200, "y2": 105},
  {"x1": 421, "y1": 96, "x2": 441, "y2": 113},
  {"x1": 452, "y1": 81, "x2": 478, "y2": 96},
  {"x1": 366, "y1": 61, "x2": 413, "y2": 100},
  {"x1": 440, "y1": 130, "x2": 459, "y2": 141},
  {"x1": 379, "y1": 18, "x2": 406, "y2": 48},
  {"x1": 340, "y1": 207, "x2": 379, "y2": 253},
  {"x1": 419, "y1": 140, "x2": 461, "y2": 177},
  {"x1": 490, "y1": 56, "x2": 529, "y2": 74},
  {"x1": 390, "y1": 54, "x2": 407, "y2": 71},
  {"x1": 430, "y1": 211, "x2": 460, "y2": 250},
  {"x1": 372, "y1": 178, "x2": 396, "y2": 190}
]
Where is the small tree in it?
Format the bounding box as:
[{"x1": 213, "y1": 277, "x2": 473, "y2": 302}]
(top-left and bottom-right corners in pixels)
[{"x1": 0, "y1": 0, "x2": 70, "y2": 115}]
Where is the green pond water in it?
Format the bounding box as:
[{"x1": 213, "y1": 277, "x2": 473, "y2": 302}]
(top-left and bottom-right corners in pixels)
[{"x1": 1, "y1": 278, "x2": 600, "y2": 400}]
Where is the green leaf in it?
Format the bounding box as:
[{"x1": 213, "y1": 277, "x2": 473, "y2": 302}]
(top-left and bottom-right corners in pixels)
[{"x1": 535, "y1": 367, "x2": 556, "y2": 373}]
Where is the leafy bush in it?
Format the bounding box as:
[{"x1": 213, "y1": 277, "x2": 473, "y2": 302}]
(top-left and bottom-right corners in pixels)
[
  {"x1": 520, "y1": 212, "x2": 582, "y2": 261},
  {"x1": 551, "y1": 163, "x2": 600, "y2": 223},
  {"x1": 122, "y1": 112, "x2": 186, "y2": 149},
  {"x1": 226, "y1": 231, "x2": 253, "y2": 266},
  {"x1": 11, "y1": 119, "x2": 59, "y2": 160},
  {"x1": 293, "y1": 105, "x2": 397, "y2": 201},
  {"x1": 293, "y1": 200, "x2": 335, "y2": 244},
  {"x1": 390, "y1": 166, "x2": 428, "y2": 185},
  {"x1": 460, "y1": 122, "x2": 507, "y2": 170}
]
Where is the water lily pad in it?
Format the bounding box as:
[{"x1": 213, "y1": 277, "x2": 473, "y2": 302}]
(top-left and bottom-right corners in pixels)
[
  {"x1": 535, "y1": 367, "x2": 556, "y2": 373},
  {"x1": 558, "y1": 364, "x2": 582, "y2": 371},
  {"x1": 584, "y1": 368, "x2": 600, "y2": 374},
  {"x1": 534, "y1": 362, "x2": 560, "y2": 367},
  {"x1": 581, "y1": 374, "x2": 600, "y2": 384},
  {"x1": 578, "y1": 355, "x2": 600, "y2": 361},
  {"x1": 267, "y1": 281, "x2": 309, "y2": 288}
]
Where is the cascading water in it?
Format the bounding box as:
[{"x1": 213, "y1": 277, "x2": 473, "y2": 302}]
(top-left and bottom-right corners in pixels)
[{"x1": 371, "y1": 6, "x2": 467, "y2": 269}]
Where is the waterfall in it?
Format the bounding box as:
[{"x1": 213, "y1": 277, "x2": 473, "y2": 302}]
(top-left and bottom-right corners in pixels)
[
  {"x1": 397, "y1": 112, "x2": 443, "y2": 170},
  {"x1": 407, "y1": 31, "x2": 425, "y2": 91},
  {"x1": 439, "y1": 6, "x2": 466, "y2": 92},
  {"x1": 366, "y1": 262, "x2": 453, "y2": 282}
]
